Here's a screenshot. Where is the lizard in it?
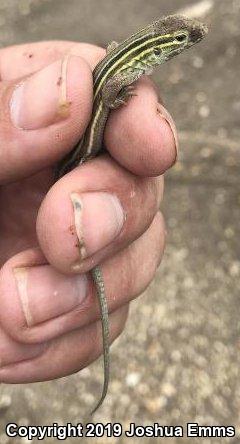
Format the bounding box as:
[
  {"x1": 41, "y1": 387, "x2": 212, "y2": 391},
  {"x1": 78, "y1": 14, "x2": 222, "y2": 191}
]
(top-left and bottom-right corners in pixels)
[{"x1": 56, "y1": 14, "x2": 208, "y2": 414}]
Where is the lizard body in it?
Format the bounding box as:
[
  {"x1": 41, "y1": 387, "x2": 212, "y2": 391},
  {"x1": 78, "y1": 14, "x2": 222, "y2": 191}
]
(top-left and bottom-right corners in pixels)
[{"x1": 56, "y1": 14, "x2": 208, "y2": 413}]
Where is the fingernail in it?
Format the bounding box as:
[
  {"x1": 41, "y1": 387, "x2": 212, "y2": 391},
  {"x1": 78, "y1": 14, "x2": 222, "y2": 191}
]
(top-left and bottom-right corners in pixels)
[
  {"x1": 10, "y1": 55, "x2": 71, "y2": 130},
  {"x1": 70, "y1": 192, "x2": 125, "y2": 269},
  {"x1": 157, "y1": 103, "x2": 179, "y2": 163},
  {"x1": 13, "y1": 265, "x2": 88, "y2": 327}
]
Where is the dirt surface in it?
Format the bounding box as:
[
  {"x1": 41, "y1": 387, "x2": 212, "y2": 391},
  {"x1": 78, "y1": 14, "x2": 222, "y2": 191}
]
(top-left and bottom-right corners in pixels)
[{"x1": 0, "y1": 0, "x2": 239, "y2": 443}]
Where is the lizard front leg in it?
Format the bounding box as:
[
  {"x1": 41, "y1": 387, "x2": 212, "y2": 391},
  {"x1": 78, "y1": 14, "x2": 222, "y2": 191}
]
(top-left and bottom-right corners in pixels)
[
  {"x1": 106, "y1": 41, "x2": 119, "y2": 53},
  {"x1": 101, "y1": 70, "x2": 143, "y2": 110}
]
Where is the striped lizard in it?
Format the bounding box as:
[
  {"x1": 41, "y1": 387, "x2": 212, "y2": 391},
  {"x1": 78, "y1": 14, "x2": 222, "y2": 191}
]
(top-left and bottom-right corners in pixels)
[{"x1": 56, "y1": 14, "x2": 208, "y2": 413}]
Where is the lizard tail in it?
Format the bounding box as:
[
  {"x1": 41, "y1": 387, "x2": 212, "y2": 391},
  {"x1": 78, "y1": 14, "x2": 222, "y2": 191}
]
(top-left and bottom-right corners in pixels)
[{"x1": 90, "y1": 266, "x2": 110, "y2": 415}]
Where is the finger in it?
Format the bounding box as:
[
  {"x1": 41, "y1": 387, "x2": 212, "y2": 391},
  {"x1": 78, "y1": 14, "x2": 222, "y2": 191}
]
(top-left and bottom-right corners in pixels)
[
  {"x1": 0, "y1": 55, "x2": 93, "y2": 183},
  {"x1": 36, "y1": 155, "x2": 164, "y2": 273},
  {"x1": 0, "y1": 41, "x2": 105, "y2": 80},
  {"x1": 0, "y1": 305, "x2": 128, "y2": 383},
  {"x1": 105, "y1": 76, "x2": 178, "y2": 176},
  {"x1": 0, "y1": 213, "x2": 164, "y2": 344},
  {"x1": 0, "y1": 41, "x2": 177, "y2": 179}
]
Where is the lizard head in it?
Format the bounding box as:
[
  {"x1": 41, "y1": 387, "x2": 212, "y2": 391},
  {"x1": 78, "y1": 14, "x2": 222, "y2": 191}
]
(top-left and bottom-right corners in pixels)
[{"x1": 150, "y1": 15, "x2": 208, "y2": 62}]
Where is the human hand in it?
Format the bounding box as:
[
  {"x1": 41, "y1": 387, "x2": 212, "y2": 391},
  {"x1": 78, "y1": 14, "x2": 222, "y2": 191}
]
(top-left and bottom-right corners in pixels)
[{"x1": 0, "y1": 41, "x2": 177, "y2": 382}]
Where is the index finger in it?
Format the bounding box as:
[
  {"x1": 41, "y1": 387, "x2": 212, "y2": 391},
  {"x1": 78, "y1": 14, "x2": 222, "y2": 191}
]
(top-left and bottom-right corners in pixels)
[
  {"x1": 0, "y1": 41, "x2": 177, "y2": 178},
  {"x1": 0, "y1": 41, "x2": 105, "y2": 80}
]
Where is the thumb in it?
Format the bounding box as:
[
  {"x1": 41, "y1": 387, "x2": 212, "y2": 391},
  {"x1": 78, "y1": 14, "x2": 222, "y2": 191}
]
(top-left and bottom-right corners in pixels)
[{"x1": 0, "y1": 55, "x2": 92, "y2": 183}]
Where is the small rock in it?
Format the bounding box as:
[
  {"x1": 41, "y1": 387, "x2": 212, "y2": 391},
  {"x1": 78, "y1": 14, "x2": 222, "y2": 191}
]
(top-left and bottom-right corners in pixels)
[
  {"x1": 171, "y1": 350, "x2": 182, "y2": 362},
  {"x1": 178, "y1": 0, "x2": 214, "y2": 18},
  {"x1": 229, "y1": 261, "x2": 240, "y2": 277},
  {"x1": 161, "y1": 383, "x2": 176, "y2": 398},
  {"x1": 144, "y1": 396, "x2": 167, "y2": 413},
  {"x1": 126, "y1": 372, "x2": 141, "y2": 387},
  {"x1": 199, "y1": 105, "x2": 210, "y2": 118},
  {"x1": 0, "y1": 394, "x2": 12, "y2": 412},
  {"x1": 193, "y1": 56, "x2": 204, "y2": 69}
]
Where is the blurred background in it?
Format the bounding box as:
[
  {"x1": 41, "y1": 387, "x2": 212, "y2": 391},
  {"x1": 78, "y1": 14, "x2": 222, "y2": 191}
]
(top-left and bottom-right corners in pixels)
[{"x1": 0, "y1": 0, "x2": 239, "y2": 443}]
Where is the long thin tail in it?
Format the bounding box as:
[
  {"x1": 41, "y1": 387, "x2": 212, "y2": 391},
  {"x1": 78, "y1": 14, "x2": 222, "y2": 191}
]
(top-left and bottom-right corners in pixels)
[{"x1": 90, "y1": 266, "x2": 110, "y2": 414}]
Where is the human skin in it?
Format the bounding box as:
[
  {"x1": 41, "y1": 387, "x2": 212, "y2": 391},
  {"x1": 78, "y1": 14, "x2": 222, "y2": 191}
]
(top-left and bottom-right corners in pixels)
[{"x1": 0, "y1": 41, "x2": 177, "y2": 383}]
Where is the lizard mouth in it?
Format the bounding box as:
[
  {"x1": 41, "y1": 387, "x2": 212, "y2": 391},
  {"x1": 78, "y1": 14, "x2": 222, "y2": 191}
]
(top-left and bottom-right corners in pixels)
[{"x1": 189, "y1": 22, "x2": 208, "y2": 44}]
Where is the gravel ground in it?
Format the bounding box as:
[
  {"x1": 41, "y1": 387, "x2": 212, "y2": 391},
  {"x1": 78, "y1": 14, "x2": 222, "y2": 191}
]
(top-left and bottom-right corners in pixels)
[{"x1": 0, "y1": 0, "x2": 239, "y2": 443}]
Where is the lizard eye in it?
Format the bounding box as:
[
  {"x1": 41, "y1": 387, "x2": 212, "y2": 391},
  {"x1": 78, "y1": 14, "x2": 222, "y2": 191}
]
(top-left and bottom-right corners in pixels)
[
  {"x1": 175, "y1": 33, "x2": 187, "y2": 43},
  {"x1": 153, "y1": 47, "x2": 162, "y2": 56}
]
